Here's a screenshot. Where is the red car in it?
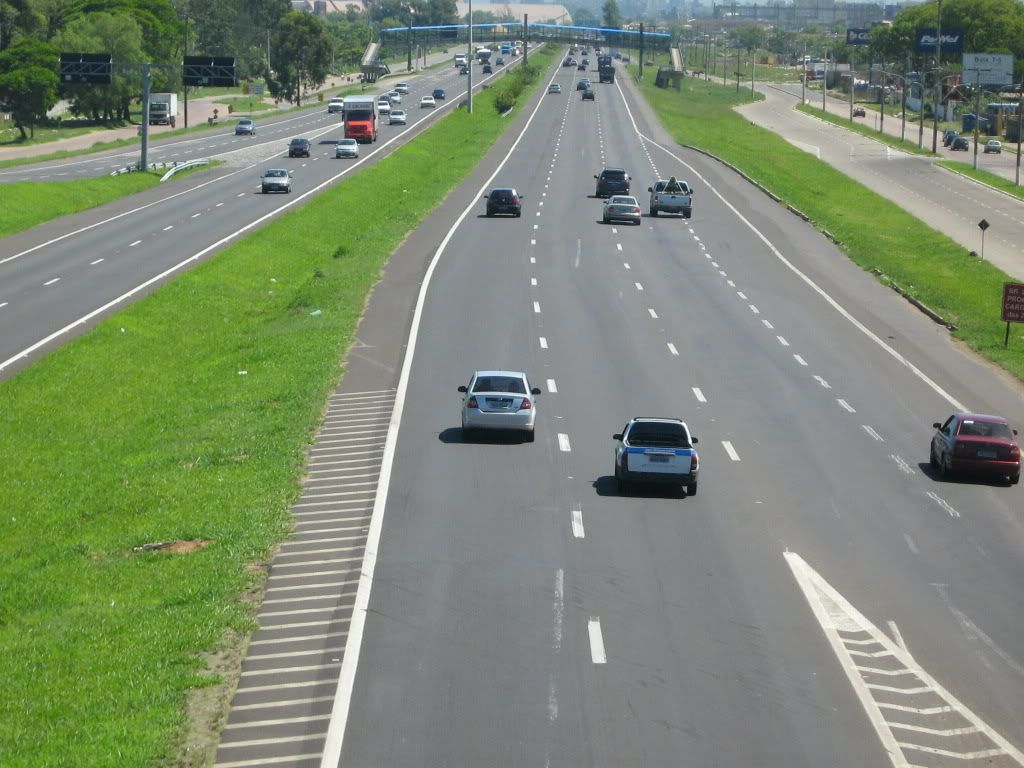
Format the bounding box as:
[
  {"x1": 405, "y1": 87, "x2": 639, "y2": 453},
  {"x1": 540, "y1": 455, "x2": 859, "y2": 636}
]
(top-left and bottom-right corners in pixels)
[{"x1": 930, "y1": 413, "x2": 1020, "y2": 484}]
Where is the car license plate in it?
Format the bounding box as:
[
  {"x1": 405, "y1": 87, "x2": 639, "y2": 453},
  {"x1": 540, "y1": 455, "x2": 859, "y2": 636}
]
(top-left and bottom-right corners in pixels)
[
  {"x1": 977, "y1": 449, "x2": 997, "y2": 458},
  {"x1": 649, "y1": 455, "x2": 670, "y2": 463}
]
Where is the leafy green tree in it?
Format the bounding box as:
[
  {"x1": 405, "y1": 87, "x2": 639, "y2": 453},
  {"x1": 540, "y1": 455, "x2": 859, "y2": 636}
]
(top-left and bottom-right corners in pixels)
[
  {"x1": 572, "y1": 6, "x2": 599, "y2": 27},
  {"x1": 601, "y1": 0, "x2": 622, "y2": 29},
  {"x1": 730, "y1": 23, "x2": 763, "y2": 52},
  {"x1": 0, "y1": 37, "x2": 59, "y2": 137},
  {"x1": 267, "y1": 11, "x2": 331, "y2": 105},
  {"x1": 53, "y1": 11, "x2": 145, "y2": 121}
]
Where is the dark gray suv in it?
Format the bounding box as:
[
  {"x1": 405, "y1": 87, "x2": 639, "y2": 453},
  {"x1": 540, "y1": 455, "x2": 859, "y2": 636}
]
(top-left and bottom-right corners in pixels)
[{"x1": 595, "y1": 168, "x2": 630, "y2": 197}]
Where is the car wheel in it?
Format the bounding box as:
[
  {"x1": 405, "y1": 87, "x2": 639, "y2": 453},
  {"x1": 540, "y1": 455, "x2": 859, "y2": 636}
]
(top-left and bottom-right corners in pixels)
[
  {"x1": 929, "y1": 445, "x2": 939, "y2": 468},
  {"x1": 941, "y1": 452, "x2": 953, "y2": 477},
  {"x1": 524, "y1": 429, "x2": 535, "y2": 443},
  {"x1": 1011, "y1": 473, "x2": 1020, "y2": 485},
  {"x1": 686, "y1": 482, "x2": 697, "y2": 497},
  {"x1": 602, "y1": 215, "x2": 609, "y2": 224},
  {"x1": 650, "y1": 207, "x2": 658, "y2": 217},
  {"x1": 462, "y1": 425, "x2": 474, "y2": 441}
]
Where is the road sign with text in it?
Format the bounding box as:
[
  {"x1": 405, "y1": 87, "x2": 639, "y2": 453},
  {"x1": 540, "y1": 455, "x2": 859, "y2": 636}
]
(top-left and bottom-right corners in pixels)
[{"x1": 1002, "y1": 283, "x2": 1024, "y2": 323}]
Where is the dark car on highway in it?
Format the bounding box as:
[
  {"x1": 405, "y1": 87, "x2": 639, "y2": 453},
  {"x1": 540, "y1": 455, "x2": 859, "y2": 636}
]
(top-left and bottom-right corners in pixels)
[
  {"x1": 930, "y1": 413, "x2": 1020, "y2": 484},
  {"x1": 482, "y1": 63, "x2": 493, "y2": 74},
  {"x1": 582, "y1": 89, "x2": 595, "y2": 101},
  {"x1": 432, "y1": 88, "x2": 446, "y2": 100},
  {"x1": 942, "y1": 129, "x2": 958, "y2": 146},
  {"x1": 288, "y1": 138, "x2": 311, "y2": 157},
  {"x1": 484, "y1": 187, "x2": 523, "y2": 217},
  {"x1": 595, "y1": 167, "x2": 630, "y2": 197},
  {"x1": 951, "y1": 136, "x2": 970, "y2": 151}
]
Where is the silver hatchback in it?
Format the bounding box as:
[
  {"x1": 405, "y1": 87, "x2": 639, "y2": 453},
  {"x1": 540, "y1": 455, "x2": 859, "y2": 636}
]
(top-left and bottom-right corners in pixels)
[{"x1": 458, "y1": 370, "x2": 542, "y2": 441}]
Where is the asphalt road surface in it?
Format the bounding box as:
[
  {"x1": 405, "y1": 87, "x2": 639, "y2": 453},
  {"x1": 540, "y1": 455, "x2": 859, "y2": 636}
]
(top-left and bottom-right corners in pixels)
[
  {"x1": 321, "y1": 59, "x2": 1024, "y2": 768},
  {"x1": 743, "y1": 83, "x2": 1024, "y2": 281},
  {"x1": 0, "y1": 53, "x2": 536, "y2": 378}
]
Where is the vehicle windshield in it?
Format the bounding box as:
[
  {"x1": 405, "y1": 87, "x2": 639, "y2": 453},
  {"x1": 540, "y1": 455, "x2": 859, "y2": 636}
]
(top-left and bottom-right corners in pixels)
[
  {"x1": 627, "y1": 422, "x2": 690, "y2": 448},
  {"x1": 339, "y1": 140, "x2": 356, "y2": 146},
  {"x1": 473, "y1": 376, "x2": 526, "y2": 394},
  {"x1": 346, "y1": 108, "x2": 372, "y2": 119},
  {"x1": 264, "y1": 170, "x2": 287, "y2": 178},
  {"x1": 239, "y1": 120, "x2": 253, "y2": 126},
  {"x1": 490, "y1": 190, "x2": 515, "y2": 202},
  {"x1": 603, "y1": 170, "x2": 626, "y2": 180},
  {"x1": 290, "y1": 139, "x2": 307, "y2": 145},
  {"x1": 958, "y1": 420, "x2": 1012, "y2": 438}
]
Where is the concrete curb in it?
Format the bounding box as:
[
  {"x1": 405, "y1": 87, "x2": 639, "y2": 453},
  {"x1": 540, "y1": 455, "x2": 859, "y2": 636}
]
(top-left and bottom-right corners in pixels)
[{"x1": 677, "y1": 140, "x2": 957, "y2": 331}]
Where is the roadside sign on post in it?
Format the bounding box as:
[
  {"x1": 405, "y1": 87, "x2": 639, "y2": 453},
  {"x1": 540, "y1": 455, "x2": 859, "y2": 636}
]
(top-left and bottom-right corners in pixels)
[
  {"x1": 963, "y1": 53, "x2": 1014, "y2": 88},
  {"x1": 251, "y1": 84, "x2": 264, "y2": 95},
  {"x1": 1001, "y1": 282, "x2": 1024, "y2": 347}
]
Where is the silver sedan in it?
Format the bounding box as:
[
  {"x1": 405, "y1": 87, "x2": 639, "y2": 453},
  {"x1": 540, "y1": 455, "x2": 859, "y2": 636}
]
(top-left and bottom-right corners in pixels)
[
  {"x1": 603, "y1": 195, "x2": 642, "y2": 225},
  {"x1": 458, "y1": 370, "x2": 541, "y2": 441}
]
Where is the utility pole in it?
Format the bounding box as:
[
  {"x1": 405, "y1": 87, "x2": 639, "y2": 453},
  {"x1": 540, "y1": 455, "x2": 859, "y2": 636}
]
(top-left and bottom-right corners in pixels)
[
  {"x1": 639, "y1": 23, "x2": 645, "y2": 79},
  {"x1": 801, "y1": 41, "x2": 806, "y2": 104},
  {"x1": 823, "y1": 49, "x2": 828, "y2": 112},
  {"x1": 182, "y1": 13, "x2": 189, "y2": 129},
  {"x1": 407, "y1": 11, "x2": 413, "y2": 72},
  {"x1": 972, "y1": 69, "x2": 981, "y2": 169},
  {"x1": 140, "y1": 62, "x2": 151, "y2": 171},
  {"x1": 849, "y1": 47, "x2": 854, "y2": 121},
  {"x1": 467, "y1": 0, "x2": 473, "y2": 114},
  {"x1": 523, "y1": 14, "x2": 528, "y2": 66},
  {"x1": 932, "y1": 0, "x2": 942, "y2": 153},
  {"x1": 1016, "y1": 85, "x2": 1023, "y2": 186}
]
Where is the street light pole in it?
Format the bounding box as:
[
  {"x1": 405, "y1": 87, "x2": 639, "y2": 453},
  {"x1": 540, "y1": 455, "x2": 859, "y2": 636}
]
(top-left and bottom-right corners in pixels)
[
  {"x1": 182, "y1": 13, "x2": 189, "y2": 129},
  {"x1": 467, "y1": 0, "x2": 473, "y2": 114},
  {"x1": 823, "y1": 48, "x2": 828, "y2": 112},
  {"x1": 1016, "y1": 84, "x2": 1023, "y2": 186},
  {"x1": 932, "y1": 0, "x2": 942, "y2": 153}
]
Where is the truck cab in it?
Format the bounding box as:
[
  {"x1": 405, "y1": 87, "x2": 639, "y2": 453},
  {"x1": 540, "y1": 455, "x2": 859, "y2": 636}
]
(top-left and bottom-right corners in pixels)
[{"x1": 342, "y1": 96, "x2": 378, "y2": 143}]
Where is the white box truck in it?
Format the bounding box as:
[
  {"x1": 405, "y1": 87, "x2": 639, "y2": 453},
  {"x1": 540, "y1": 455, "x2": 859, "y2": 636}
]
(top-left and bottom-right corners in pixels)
[{"x1": 149, "y1": 93, "x2": 178, "y2": 126}]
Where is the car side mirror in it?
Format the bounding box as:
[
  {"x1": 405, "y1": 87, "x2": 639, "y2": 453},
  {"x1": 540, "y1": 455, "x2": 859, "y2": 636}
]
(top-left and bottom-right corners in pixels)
[
  {"x1": 647, "y1": 187, "x2": 653, "y2": 192},
  {"x1": 932, "y1": 422, "x2": 942, "y2": 429},
  {"x1": 1014, "y1": 429, "x2": 1019, "y2": 436},
  {"x1": 530, "y1": 387, "x2": 542, "y2": 395},
  {"x1": 519, "y1": 194, "x2": 525, "y2": 198},
  {"x1": 458, "y1": 385, "x2": 468, "y2": 393},
  {"x1": 612, "y1": 433, "x2": 623, "y2": 441},
  {"x1": 594, "y1": 175, "x2": 598, "y2": 179},
  {"x1": 691, "y1": 437, "x2": 698, "y2": 444},
  {"x1": 482, "y1": 194, "x2": 488, "y2": 199}
]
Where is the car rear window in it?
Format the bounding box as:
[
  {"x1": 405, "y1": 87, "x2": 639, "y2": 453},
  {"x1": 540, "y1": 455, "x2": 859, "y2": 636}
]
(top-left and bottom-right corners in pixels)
[
  {"x1": 958, "y1": 420, "x2": 1012, "y2": 438},
  {"x1": 490, "y1": 190, "x2": 514, "y2": 203},
  {"x1": 473, "y1": 376, "x2": 526, "y2": 394},
  {"x1": 602, "y1": 170, "x2": 626, "y2": 180},
  {"x1": 627, "y1": 422, "x2": 690, "y2": 448}
]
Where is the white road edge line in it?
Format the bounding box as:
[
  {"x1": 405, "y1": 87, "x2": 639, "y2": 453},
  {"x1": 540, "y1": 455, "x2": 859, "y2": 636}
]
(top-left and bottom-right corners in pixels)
[
  {"x1": 318, "y1": 56, "x2": 562, "y2": 768},
  {"x1": 613, "y1": 79, "x2": 968, "y2": 413}
]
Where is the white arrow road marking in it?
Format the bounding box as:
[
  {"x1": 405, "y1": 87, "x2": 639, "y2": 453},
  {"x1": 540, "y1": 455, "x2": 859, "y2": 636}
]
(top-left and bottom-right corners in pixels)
[{"x1": 785, "y1": 552, "x2": 1024, "y2": 767}]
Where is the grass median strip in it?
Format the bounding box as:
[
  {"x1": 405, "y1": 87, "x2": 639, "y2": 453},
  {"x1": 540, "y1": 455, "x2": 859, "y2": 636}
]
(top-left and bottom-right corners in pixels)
[
  {"x1": 0, "y1": 164, "x2": 219, "y2": 238},
  {"x1": 0, "y1": 45, "x2": 556, "y2": 768},
  {"x1": 634, "y1": 74, "x2": 1023, "y2": 379}
]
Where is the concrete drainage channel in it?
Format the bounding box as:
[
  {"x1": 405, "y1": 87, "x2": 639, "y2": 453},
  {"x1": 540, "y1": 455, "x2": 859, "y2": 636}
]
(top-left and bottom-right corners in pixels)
[{"x1": 213, "y1": 389, "x2": 395, "y2": 768}]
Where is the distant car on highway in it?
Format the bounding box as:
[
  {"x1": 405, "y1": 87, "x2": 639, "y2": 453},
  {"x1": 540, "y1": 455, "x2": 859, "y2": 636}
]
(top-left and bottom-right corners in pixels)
[
  {"x1": 394, "y1": 82, "x2": 410, "y2": 94},
  {"x1": 942, "y1": 129, "x2": 958, "y2": 146},
  {"x1": 287, "y1": 138, "x2": 310, "y2": 157},
  {"x1": 389, "y1": 109, "x2": 407, "y2": 125},
  {"x1": 459, "y1": 65, "x2": 469, "y2": 75},
  {"x1": 432, "y1": 88, "x2": 446, "y2": 100},
  {"x1": 852, "y1": 106, "x2": 866, "y2": 117},
  {"x1": 951, "y1": 136, "x2": 970, "y2": 151},
  {"x1": 613, "y1": 418, "x2": 700, "y2": 495},
  {"x1": 376, "y1": 97, "x2": 391, "y2": 115},
  {"x1": 484, "y1": 187, "x2": 523, "y2": 217},
  {"x1": 235, "y1": 119, "x2": 256, "y2": 136},
  {"x1": 420, "y1": 95, "x2": 436, "y2": 108},
  {"x1": 984, "y1": 139, "x2": 1002, "y2": 154},
  {"x1": 261, "y1": 168, "x2": 292, "y2": 193},
  {"x1": 335, "y1": 138, "x2": 359, "y2": 159},
  {"x1": 595, "y1": 167, "x2": 630, "y2": 197},
  {"x1": 930, "y1": 413, "x2": 1019, "y2": 484},
  {"x1": 482, "y1": 63, "x2": 493, "y2": 74},
  {"x1": 459, "y1": 370, "x2": 542, "y2": 441},
  {"x1": 496, "y1": 57, "x2": 505, "y2": 66},
  {"x1": 387, "y1": 90, "x2": 402, "y2": 103},
  {"x1": 578, "y1": 62, "x2": 587, "y2": 71},
  {"x1": 602, "y1": 195, "x2": 642, "y2": 225},
  {"x1": 576, "y1": 78, "x2": 591, "y2": 90},
  {"x1": 582, "y1": 89, "x2": 595, "y2": 101},
  {"x1": 548, "y1": 83, "x2": 562, "y2": 94}
]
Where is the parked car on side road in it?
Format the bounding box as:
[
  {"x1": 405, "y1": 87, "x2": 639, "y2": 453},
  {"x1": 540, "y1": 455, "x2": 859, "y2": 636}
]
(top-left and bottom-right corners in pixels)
[
  {"x1": 951, "y1": 136, "x2": 970, "y2": 151},
  {"x1": 984, "y1": 139, "x2": 1002, "y2": 154}
]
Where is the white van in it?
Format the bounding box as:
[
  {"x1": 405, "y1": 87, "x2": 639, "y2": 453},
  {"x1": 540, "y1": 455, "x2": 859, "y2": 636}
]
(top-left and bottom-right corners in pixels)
[{"x1": 454, "y1": 54, "x2": 467, "y2": 66}]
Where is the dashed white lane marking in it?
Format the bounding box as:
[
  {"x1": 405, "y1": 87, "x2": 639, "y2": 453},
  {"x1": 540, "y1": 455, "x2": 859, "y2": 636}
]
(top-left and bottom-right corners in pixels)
[
  {"x1": 777, "y1": 335, "x2": 790, "y2": 347},
  {"x1": 711, "y1": 261, "x2": 719, "y2": 267},
  {"x1": 749, "y1": 304, "x2": 760, "y2": 314},
  {"x1": 191, "y1": 213, "x2": 201, "y2": 218},
  {"x1": 762, "y1": 319, "x2": 774, "y2": 329},
  {"x1": 862, "y1": 425, "x2": 884, "y2": 442},
  {"x1": 903, "y1": 534, "x2": 920, "y2": 555},
  {"x1": 727, "y1": 279, "x2": 736, "y2": 288},
  {"x1": 90, "y1": 258, "x2": 104, "y2": 265},
  {"x1": 611, "y1": 227, "x2": 618, "y2": 234},
  {"x1": 814, "y1": 375, "x2": 831, "y2": 389},
  {"x1": 530, "y1": 256, "x2": 536, "y2": 264},
  {"x1": 889, "y1": 455, "x2": 916, "y2": 475},
  {"x1": 926, "y1": 491, "x2": 961, "y2": 518},
  {"x1": 533, "y1": 301, "x2": 541, "y2": 314},
  {"x1": 737, "y1": 291, "x2": 748, "y2": 300},
  {"x1": 785, "y1": 551, "x2": 1023, "y2": 766},
  {"x1": 588, "y1": 618, "x2": 607, "y2": 664},
  {"x1": 43, "y1": 277, "x2": 60, "y2": 286},
  {"x1": 546, "y1": 378, "x2": 557, "y2": 393},
  {"x1": 634, "y1": 282, "x2": 643, "y2": 291},
  {"x1": 692, "y1": 387, "x2": 707, "y2": 403},
  {"x1": 129, "y1": 240, "x2": 142, "y2": 247},
  {"x1": 722, "y1": 440, "x2": 741, "y2": 461},
  {"x1": 531, "y1": 277, "x2": 538, "y2": 286},
  {"x1": 571, "y1": 508, "x2": 585, "y2": 539},
  {"x1": 216, "y1": 202, "x2": 224, "y2": 207},
  {"x1": 539, "y1": 337, "x2": 548, "y2": 349},
  {"x1": 719, "y1": 270, "x2": 727, "y2": 277},
  {"x1": 163, "y1": 225, "x2": 174, "y2": 231},
  {"x1": 531, "y1": 238, "x2": 536, "y2": 245},
  {"x1": 0, "y1": 302, "x2": 8, "y2": 308},
  {"x1": 534, "y1": 224, "x2": 538, "y2": 230},
  {"x1": 623, "y1": 262, "x2": 630, "y2": 270},
  {"x1": 237, "y1": 192, "x2": 245, "y2": 197},
  {"x1": 557, "y1": 433, "x2": 571, "y2": 452},
  {"x1": 648, "y1": 308, "x2": 658, "y2": 319},
  {"x1": 667, "y1": 343, "x2": 679, "y2": 356},
  {"x1": 535, "y1": 211, "x2": 541, "y2": 217},
  {"x1": 616, "y1": 243, "x2": 623, "y2": 251},
  {"x1": 837, "y1": 399, "x2": 856, "y2": 413},
  {"x1": 793, "y1": 354, "x2": 808, "y2": 366}
]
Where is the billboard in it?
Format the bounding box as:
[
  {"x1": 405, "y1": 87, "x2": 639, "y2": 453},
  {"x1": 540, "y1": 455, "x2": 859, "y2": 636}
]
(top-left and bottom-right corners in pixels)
[
  {"x1": 963, "y1": 53, "x2": 1015, "y2": 87},
  {"x1": 846, "y1": 29, "x2": 871, "y2": 46},
  {"x1": 915, "y1": 29, "x2": 964, "y2": 53}
]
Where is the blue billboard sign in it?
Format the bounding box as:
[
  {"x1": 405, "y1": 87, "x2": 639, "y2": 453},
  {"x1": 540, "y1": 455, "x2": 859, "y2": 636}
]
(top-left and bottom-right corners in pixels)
[
  {"x1": 846, "y1": 29, "x2": 871, "y2": 46},
  {"x1": 915, "y1": 29, "x2": 964, "y2": 53}
]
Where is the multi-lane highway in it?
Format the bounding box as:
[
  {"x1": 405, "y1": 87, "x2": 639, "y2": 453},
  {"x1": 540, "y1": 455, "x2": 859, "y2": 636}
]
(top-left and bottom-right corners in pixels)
[
  {"x1": 0, "y1": 53, "x2": 538, "y2": 377},
  {"x1": 744, "y1": 83, "x2": 1024, "y2": 281},
  {"x1": 208, "y1": 52, "x2": 1024, "y2": 768}
]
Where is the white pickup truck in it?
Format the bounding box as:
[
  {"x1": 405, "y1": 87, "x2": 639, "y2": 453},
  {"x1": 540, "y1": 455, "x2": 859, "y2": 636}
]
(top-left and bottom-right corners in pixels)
[
  {"x1": 647, "y1": 176, "x2": 692, "y2": 218},
  {"x1": 613, "y1": 417, "x2": 700, "y2": 496}
]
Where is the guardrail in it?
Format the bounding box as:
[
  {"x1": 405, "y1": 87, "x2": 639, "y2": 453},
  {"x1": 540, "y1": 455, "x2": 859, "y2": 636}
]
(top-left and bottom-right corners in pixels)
[{"x1": 109, "y1": 158, "x2": 210, "y2": 180}]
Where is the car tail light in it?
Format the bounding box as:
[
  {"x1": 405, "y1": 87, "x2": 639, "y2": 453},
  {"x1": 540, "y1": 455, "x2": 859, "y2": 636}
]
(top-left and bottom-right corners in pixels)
[
  {"x1": 519, "y1": 398, "x2": 532, "y2": 411},
  {"x1": 632, "y1": 207, "x2": 641, "y2": 215},
  {"x1": 513, "y1": 196, "x2": 520, "y2": 205},
  {"x1": 1010, "y1": 445, "x2": 1021, "y2": 460},
  {"x1": 690, "y1": 454, "x2": 698, "y2": 471},
  {"x1": 467, "y1": 397, "x2": 479, "y2": 409}
]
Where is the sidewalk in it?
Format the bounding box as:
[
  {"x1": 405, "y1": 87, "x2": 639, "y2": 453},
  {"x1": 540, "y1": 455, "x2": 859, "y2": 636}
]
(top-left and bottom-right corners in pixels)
[{"x1": 0, "y1": 51, "x2": 452, "y2": 162}]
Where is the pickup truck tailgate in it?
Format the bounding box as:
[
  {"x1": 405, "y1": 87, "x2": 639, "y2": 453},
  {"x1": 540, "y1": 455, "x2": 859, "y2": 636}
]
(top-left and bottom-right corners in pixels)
[{"x1": 625, "y1": 446, "x2": 694, "y2": 474}]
